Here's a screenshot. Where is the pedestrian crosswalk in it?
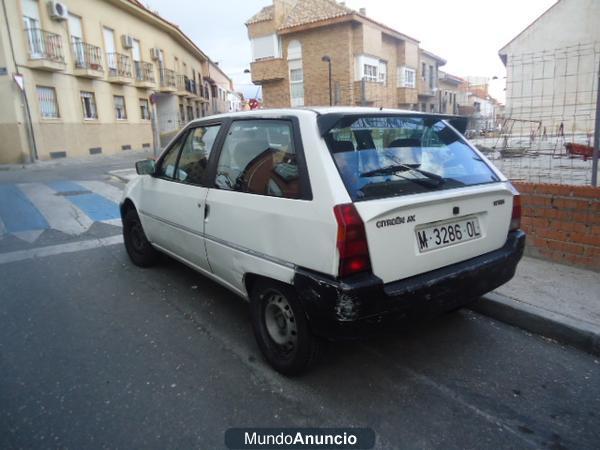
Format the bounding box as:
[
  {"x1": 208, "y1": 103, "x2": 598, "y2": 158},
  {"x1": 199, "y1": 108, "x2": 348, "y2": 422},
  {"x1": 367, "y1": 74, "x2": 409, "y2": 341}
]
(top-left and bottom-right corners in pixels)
[{"x1": 0, "y1": 180, "x2": 123, "y2": 243}]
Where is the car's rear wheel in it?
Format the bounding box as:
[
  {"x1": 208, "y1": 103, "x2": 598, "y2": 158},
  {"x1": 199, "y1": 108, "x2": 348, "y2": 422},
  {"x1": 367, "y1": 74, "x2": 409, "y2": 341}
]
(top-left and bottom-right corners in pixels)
[
  {"x1": 250, "y1": 280, "x2": 319, "y2": 375},
  {"x1": 123, "y1": 208, "x2": 159, "y2": 267}
]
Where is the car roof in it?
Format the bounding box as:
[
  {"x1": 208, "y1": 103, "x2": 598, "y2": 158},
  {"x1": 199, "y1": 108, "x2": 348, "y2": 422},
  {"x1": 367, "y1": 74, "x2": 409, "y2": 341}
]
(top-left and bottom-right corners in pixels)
[{"x1": 187, "y1": 106, "x2": 434, "y2": 124}]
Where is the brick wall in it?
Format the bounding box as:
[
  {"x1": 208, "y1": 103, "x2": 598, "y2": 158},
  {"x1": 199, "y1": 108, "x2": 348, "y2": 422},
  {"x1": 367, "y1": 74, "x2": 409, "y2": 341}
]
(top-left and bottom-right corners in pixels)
[{"x1": 514, "y1": 182, "x2": 600, "y2": 271}]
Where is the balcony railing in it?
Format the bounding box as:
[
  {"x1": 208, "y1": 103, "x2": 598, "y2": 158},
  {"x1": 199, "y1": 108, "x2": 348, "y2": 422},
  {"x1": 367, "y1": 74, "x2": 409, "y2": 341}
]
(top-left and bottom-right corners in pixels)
[
  {"x1": 186, "y1": 79, "x2": 198, "y2": 95},
  {"x1": 71, "y1": 39, "x2": 103, "y2": 71},
  {"x1": 134, "y1": 61, "x2": 155, "y2": 82},
  {"x1": 25, "y1": 28, "x2": 65, "y2": 62},
  {"x1": 176, "y1": 74, "x2": 187, "y2": 92},
  {"x1": 106, "y1": 52, "x2": 132, "y2": 78},
  {"x1": 159, "y1": 68, "x2": 176, "y2": 89}
]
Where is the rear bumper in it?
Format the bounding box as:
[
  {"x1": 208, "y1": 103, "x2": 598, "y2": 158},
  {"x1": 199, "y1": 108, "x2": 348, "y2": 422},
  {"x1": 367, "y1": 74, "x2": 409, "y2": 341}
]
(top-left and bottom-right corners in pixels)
[{"x1": 294, "y1": 230, "x2": 526, "y2": 339}]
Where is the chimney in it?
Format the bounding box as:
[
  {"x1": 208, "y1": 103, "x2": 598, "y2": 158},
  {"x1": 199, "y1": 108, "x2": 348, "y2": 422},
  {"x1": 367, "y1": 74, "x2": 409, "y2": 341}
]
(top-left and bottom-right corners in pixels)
[{"x1": 359, "y1": 7, "x2": 366, "y2": 15}]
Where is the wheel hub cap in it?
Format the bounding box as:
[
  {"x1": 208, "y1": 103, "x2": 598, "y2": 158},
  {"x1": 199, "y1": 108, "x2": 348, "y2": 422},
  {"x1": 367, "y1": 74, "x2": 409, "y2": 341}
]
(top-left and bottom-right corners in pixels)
[{"x1": 264, "y1": 294, "x2": 297, "y2": 350}]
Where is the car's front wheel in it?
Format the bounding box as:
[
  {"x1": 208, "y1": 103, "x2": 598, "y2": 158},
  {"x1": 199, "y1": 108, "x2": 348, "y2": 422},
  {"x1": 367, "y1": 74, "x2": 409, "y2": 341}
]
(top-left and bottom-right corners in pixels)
[
  {"x1": 123, "y1": 207, "x2": 159, "y2": 267},
  {"x1": 250, "y1": 280, "x2": 319, "y2": 376}
]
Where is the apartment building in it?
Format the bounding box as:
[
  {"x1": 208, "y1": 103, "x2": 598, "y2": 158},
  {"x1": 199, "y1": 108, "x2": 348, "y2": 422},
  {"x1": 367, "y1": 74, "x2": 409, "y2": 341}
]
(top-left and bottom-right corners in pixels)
[
  {"x1": 0, "y1": 0, "x2": 233, "y2": 163},
  {"x1": 246, "y1": 0, "x2": 447, "y2": 110},
  {"x1": 437, "y1": 71, "x2": 463, "y2": 115},
  {"x1": 417, "y1": 49, "x2": 446, "y2": 113}
]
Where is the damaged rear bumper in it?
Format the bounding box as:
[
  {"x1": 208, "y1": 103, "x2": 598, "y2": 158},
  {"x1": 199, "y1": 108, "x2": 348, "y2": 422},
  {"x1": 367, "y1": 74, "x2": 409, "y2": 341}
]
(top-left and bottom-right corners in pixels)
[{"x1": 294, "y1": 230, "x2": 526, "y2": 339}]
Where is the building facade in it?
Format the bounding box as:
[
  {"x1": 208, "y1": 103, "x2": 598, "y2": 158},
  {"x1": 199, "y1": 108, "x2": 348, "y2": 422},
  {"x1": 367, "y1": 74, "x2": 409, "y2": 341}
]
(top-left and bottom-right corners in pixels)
[
  {"x1": 437, "y1": 71, "x2": 462, "y2": 115},
  {"x1": 0, "y1": 0, "x2": 233, "y2": 163},
  {"x1": 499, "y1": 0, "x2": 600, "y2": 137},
  {"x1": 246, "y1": 0, "x2": 446, "y2": 110}
]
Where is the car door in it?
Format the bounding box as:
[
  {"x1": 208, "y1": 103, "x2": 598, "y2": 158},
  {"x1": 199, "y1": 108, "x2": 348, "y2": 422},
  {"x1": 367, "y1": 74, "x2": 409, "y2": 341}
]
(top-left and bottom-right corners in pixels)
[
  {"x1": 203, "y1": 118, "x2": 312, "y2": 293},
  {"x1": 138, "y1": 123, "x2": 222, "y2": 273}
]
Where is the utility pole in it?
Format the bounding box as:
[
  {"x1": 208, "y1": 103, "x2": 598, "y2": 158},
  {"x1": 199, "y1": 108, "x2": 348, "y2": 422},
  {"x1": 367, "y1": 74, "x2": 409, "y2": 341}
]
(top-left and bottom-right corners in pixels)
[{"x1": 592, "y1": 56, "x2": 600, "y2": 187}]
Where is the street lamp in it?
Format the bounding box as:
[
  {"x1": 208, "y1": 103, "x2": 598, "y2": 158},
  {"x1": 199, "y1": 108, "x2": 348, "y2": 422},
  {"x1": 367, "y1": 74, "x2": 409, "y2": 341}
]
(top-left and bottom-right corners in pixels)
[{"x1": 321, "y1": 55, "x2": 332, "y2": 106}]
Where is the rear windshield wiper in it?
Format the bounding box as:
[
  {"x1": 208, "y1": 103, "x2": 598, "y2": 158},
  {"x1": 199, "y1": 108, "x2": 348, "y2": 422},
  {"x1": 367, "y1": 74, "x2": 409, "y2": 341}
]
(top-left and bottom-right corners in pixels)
[{"x1": 360, "y1": 163, "x2": 445, "y2": 185}]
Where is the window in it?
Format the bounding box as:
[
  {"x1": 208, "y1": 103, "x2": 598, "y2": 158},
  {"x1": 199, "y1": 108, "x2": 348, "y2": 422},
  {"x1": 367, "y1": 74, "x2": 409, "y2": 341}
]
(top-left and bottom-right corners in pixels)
[
  {"x1": 429, "y1": 65, "x2": 435, "y2": 89},
  {"x1": 324, "y1": 115, "x2": 499, "y2": 202},
  {"x1": 113, "y1": 96, "x2": 127, "y2": 120},
  {"x1": 139, "y1": 98, "x2": 150, "y2": 120},
  {"x1": 421, "y1": 62, "x2": 426, "y2": 80},
  {"x1": 251, "y1": 33, "x2": 281, "y2": 61},
  {"x1": 378, "y1": 61, "x2": 387, "y2": 84},
  {"x1": 179, "y1": 103, "x2": 185, "y2": 124},
  {"x1": 80, "y1": 91, "x2": 98, "y2": 119},
  {"x1": 215, "y1": 120, "x2": 301, "y2": 199},
  {"x1": 156, "y1": 137, "x2": 182, "y2": 179},
  {"x1": 401, "y1": 67, "x2": 416, "y2": 88},
  {"x1": 187, "y1": 105, "x2": 194, "y2": 121},
  {"x1": 177, "y1": 125, "x2": 221, "y2": 185},
  {"x1": 363, "y1": 64, "x2": 377, "y2": 82},
  {"x1": 36, "y1": 86, "x2": 59, "y2": 118},
  {"x1": 289, "y1": 66, "x2": 304, "y2": 107}
]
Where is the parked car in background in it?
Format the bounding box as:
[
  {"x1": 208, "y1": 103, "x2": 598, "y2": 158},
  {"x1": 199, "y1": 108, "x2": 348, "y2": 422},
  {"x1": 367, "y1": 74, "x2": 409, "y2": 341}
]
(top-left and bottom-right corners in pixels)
[{"x1": 120, "y1": 107, "x2": 525, "y2": 375}]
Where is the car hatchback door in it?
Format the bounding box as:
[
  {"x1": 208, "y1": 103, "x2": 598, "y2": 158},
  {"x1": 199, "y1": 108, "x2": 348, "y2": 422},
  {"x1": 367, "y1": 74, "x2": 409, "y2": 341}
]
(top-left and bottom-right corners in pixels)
[{"x1": 138, "y1": 123, "x2": 222, "y2": 273}]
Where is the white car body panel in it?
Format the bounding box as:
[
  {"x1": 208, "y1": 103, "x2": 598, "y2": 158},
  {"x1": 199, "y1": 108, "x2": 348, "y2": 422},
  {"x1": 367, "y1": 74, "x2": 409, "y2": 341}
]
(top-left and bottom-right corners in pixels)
[{"x1": 353, "y1": 183, "x2": 514, "y2": 283}]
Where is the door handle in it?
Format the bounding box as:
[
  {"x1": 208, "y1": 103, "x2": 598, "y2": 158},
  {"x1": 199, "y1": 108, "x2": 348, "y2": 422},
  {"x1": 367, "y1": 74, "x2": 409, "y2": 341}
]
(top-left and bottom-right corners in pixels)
[{"x1": 204, "y1": 203, "x2": 210, "y2": 219}]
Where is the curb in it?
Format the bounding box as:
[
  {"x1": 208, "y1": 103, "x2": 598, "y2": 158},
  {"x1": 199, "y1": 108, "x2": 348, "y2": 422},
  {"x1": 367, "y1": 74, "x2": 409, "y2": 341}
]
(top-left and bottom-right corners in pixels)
[
  {"x1": 108, "y1": 169, "x2": 137, "y2": 183},
  {"x1": 469, "y1": 292, "x2": 600, "y2": 357}
]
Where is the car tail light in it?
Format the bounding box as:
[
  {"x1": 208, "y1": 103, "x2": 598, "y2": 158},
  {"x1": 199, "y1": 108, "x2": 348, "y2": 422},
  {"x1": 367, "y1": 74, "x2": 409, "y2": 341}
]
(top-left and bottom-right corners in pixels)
[
  {"x1": 333, "y1": 203, "x2": 372, "y2": 278},
  {"x1": 510, "y1": 194, "x2": 521, "y2": 231}
]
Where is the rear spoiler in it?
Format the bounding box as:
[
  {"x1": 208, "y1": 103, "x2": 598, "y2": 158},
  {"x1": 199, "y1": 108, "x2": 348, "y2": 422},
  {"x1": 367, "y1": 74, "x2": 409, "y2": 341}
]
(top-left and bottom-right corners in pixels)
[{"x1": 316, "y1": 113, "x2": 469, "y2": 137}]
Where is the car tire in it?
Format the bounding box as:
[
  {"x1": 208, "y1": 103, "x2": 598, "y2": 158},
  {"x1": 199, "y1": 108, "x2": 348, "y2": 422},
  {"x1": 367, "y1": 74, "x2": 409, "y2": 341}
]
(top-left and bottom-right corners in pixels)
[
  {"x1": 123, "y1": 207, "x2": 159, "y2": 267},
  {"x1": 250, "y1": 280, "x2": 319, "y2": 376}
]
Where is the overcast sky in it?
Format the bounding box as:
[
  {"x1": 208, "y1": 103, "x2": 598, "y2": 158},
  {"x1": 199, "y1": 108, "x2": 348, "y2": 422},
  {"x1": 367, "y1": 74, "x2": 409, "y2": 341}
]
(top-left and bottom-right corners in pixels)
[{"x1": 145, "y1": 0, "x2": 557, "y2": 102}]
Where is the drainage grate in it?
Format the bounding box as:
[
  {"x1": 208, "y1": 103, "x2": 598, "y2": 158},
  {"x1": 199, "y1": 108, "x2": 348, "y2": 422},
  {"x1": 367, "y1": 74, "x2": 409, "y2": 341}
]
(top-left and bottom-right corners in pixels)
[
  {"x1": 89, "y1": 147, "x2": 102, "y2": 155},
  {"x1": 142, "y1": 143, "x2": 151, "y2": 148},
  {"x1": 121, "y1": 144, "x2": 131, "y2": 150},
  {"x1": 50, "y1": 151, "x2": 67, "y2": 159}
]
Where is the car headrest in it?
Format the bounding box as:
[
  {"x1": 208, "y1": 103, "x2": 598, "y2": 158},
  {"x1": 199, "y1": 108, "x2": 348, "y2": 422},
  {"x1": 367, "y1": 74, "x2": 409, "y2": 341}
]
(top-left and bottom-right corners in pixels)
[{"x1": 331, "y1": 140, "x2": 355, "y2": 153}]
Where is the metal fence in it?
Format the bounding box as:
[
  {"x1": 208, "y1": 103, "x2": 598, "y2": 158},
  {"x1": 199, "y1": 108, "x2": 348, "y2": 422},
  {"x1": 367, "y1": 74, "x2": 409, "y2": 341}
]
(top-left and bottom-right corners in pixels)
[{"x1": 470, "y1": 42, "x2": 600, "y2": 186}]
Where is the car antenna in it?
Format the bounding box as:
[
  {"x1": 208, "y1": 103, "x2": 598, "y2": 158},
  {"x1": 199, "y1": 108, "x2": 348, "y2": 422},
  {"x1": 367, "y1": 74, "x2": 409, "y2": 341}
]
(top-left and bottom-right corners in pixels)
[{"x1": 379, "y1": 106, "x2": 383, "y2": 111}]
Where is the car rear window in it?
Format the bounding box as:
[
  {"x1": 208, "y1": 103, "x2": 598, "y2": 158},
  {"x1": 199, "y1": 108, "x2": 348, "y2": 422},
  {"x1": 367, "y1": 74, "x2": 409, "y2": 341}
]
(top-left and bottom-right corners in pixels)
[{"x1": 324, "y1": 115, "x2": 500, "y2": 201}]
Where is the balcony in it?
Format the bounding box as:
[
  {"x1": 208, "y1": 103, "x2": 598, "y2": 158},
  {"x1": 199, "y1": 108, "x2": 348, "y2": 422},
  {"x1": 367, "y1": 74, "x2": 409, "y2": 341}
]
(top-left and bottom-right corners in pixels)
[
  {"x1": 25, "y1": 28, "x2": 65, "y2": 71},
  {"x1": 106, "y1": 52, "x2": 132, "y2": 84},
  {"x1": 159, "y1": 68, "x2": 177, "y2": 93},
  {"x1": 134, "y1": 61, "x2": 155, "y2": 89},
  {"x1": 176, "y1": 75, "x2": 188, "y2": 96},
  {"x1": 397, "y1": 87, "x2": 418, "y2": 105},
  {"x1": 71, "y1": 40, "x2": 103, "y2": 78},
  {"x1": 250, "y1": 58, "x2": 287, "y2": 83},
  {"x1": 186, "y1": 79, "x2": 199, "y2": 98},
  {"x1": 418, "y1": 78, "x2": 437, "y2": 97}
]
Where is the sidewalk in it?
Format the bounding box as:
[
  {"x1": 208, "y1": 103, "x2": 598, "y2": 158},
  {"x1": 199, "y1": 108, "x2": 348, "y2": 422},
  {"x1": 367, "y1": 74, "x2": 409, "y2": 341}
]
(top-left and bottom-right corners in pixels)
[{"x1": 470, "y1": 256, "x2": 600, "y2": 356}]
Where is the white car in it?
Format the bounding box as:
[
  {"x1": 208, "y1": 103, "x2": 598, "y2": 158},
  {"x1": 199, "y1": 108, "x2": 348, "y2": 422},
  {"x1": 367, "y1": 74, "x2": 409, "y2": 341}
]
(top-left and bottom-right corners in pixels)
[{"x1": 121, "y1": 107, "x2": 525, "y2": 375}]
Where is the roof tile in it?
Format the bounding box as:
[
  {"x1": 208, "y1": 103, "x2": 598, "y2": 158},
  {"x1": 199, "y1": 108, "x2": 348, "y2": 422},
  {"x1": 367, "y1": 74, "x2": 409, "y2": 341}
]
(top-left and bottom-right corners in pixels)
[{"x1": 279, "y1": 0, "x2": 353, "y2": 30}]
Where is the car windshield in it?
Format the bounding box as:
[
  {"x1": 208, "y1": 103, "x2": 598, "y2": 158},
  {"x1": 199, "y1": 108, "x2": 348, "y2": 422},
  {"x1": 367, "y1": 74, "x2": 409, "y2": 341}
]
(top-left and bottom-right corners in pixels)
[{"x1": 324, "y1": 115, "x2": 500, "y2": 201}]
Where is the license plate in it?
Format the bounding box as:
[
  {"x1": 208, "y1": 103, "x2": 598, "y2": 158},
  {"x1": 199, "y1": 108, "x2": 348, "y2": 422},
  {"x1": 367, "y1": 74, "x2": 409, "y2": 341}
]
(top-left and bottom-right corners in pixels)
[{"x1": 416, "y1": 217, "x2": 482, "y2": 253}]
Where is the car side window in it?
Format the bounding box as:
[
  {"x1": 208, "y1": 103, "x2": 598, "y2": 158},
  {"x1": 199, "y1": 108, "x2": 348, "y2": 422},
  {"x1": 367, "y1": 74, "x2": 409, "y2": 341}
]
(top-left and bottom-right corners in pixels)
[
  {"x1": 177, "y1": 125, "x2": 221, "y2": 185},
  {"x1": 156, "y1": 135, "x2": 185, "y2": 179},
  {"x1": 214, "y1": 120, "x2": 301, "y2": 199}
]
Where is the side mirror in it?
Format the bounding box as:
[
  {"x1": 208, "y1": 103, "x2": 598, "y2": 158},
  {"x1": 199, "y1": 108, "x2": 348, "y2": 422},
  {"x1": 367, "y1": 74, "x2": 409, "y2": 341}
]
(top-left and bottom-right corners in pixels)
[{"x1": 135, "y1": 159, "x2": 156, "y2": 176}]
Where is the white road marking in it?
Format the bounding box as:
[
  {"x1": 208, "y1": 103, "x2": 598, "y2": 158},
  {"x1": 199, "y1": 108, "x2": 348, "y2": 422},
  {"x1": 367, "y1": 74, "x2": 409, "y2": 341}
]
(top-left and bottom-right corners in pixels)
[
  {"x1": 17, "y1": 183, "x2": 93, "y2": 235},
  {"x1": 0, "y1": 235, "x2": 124, "y2": 265},
  {"x1": 12, "y1": 230, "x2": 44, "y2": 243},
  {"x1": 102, "y1": 218, "x2": 122, "y2": 227},
  {"x1": 77, "y1": 180, "x2": 124, "y2": 204}
]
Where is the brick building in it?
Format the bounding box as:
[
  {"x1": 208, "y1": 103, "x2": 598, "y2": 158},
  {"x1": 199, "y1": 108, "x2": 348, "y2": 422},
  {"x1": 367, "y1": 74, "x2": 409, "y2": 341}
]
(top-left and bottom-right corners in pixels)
[{"x1": 246, "y1": 0, "x2": 447, "y2": 110}]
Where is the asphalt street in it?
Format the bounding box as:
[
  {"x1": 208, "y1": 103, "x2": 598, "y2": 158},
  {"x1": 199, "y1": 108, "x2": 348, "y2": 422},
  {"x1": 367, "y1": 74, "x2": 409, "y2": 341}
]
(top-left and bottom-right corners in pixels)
[{"x1": 1, "y1": 154, "x2": 599, "y2": 449}]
